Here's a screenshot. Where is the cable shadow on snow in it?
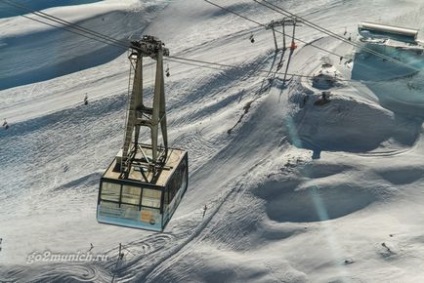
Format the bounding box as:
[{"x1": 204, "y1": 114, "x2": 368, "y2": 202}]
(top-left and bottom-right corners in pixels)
[
  {"x1": 0, "y1": 94, "x2": 126, "y2": 171},
  {"x1": 287, "y1": 92, "x2": 422, "y2": 157},
  {"x1": 0, "y1": 94, "x2": 126, "y2": 139},
  {"x1": 52, "y1": 172, "x2": 103, "y2": 192},
  {"x1": 283, "y1": 41, "x2": 424, "y2": 158},
  {"x1": 352, "y1": 43, "x2": 424, "y2": 119},
  {"x1": 0, "y1": 10, "x2": 149, "y2": 90}
]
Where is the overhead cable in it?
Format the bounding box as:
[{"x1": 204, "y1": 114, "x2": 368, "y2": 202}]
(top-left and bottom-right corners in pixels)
[
  {"x1": 202, "y1": 0, "x2": 342, "y2": 57},
  {"x1": 2, "y1": 0, "x2": 361, "y2": 84},
  {"x1": 253, "y1": 0, "x2": 420, "y2": 72},
  {"x1": 169, "y1": 55, "x2": 355, "y2": 82},
  {"x1": 1, "y1": 0, "x2": 130, "y2": 50}
]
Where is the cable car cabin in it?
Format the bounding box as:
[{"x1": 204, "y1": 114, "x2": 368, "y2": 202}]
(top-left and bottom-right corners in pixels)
[
  {"x1": 97, "y1": 147, "x2": 188, "y2": 231},
  {"x1": 358, "y1": 22, "x2": 419, "y2": 44},
  {"x1": 97, "y1": 36, "x2": 188, "y2": 232}
]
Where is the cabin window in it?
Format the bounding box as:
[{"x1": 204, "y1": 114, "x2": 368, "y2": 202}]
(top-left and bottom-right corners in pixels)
[
  {"x1": 141, "y1": 188, "x2": 161, "y2": 208},
  {"x1": 121, "y1": 185, "x2": 141, "y2": 206},
  {"x1": 101, "y1": 182, "x2": 121, "y2": 202}
]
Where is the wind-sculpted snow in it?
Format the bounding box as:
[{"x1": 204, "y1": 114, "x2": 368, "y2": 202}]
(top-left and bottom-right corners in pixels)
[
  {"x1": 0, "y1": 0, "x2": 102, "y2": 19},
  {"x1": 254, "y1": 179, "x2": 379, "y2": 223},
  {"x1": 364, "y1": 73, "x2": 424, "y2": 118},
  {"x1": 0, "y1": 6, "x2": 156, "y2": 90},
  {"x1": 289, "y1": 93, "x2": 420, "y2": 153},
  {"x1": 376, "y1": 166, "x2": 424, "y2": 185}
]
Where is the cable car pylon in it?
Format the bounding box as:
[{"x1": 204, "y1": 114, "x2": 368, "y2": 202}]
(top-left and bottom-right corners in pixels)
[
  {"x1": 97, "y1": 35, "x2": 188, "y2": 232},
  {"x1": 266, "y1": 17, "x2": 302, "y2": 52}
]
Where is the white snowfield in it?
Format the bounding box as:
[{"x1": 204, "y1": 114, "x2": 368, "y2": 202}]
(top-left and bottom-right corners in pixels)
[{"x1": 1, "y1": 0, "x2": 424, "y2": 282}]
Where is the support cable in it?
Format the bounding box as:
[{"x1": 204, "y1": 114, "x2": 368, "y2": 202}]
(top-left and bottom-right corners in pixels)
[
  {"x1": 2, "y1": 0, "x2": 372, "y2": 85},
  {"x1": 253, "y1": 0, "x2": 420, "y2": 72},
  {"x1": 202, "y1": 0, "x2": 342, "y2": 57},
  {"x1": 1, "y1": 0, "x2": 130, "y2": 50}
]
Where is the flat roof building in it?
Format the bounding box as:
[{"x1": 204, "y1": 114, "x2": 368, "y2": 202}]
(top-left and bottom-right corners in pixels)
[{"x1": 358, "y1": 22, "x2": 419, "y2": 44}]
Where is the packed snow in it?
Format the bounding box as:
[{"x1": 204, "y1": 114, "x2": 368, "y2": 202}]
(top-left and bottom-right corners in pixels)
[{"x1": 1, "y1": 0, "x2": 424, "y2": 282}]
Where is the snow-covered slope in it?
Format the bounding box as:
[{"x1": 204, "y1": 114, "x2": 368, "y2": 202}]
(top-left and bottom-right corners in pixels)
[{"x1": 1, "y1": 0, "x2": 424, "y2": 282}]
